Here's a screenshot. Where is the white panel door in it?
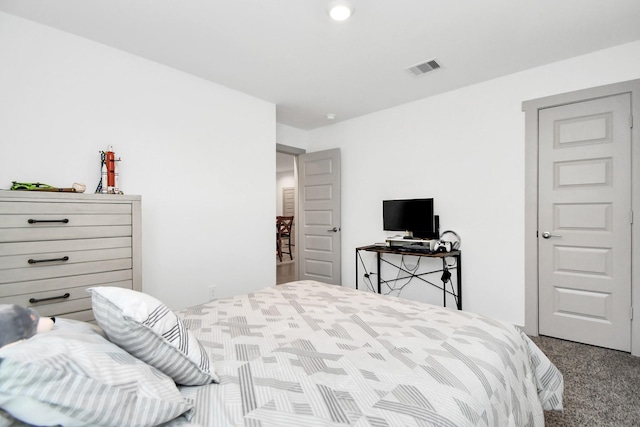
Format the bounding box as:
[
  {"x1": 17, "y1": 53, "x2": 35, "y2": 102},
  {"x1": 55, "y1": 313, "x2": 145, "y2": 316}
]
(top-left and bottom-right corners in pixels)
[
  {"x1": 538, "y1": 93, "x2": 632, "y2": 351},
  {"x1": 298, "y1": 149, "x2": 341, "y2": 285},
  {"x1": 283, "y1": 187, "x2": 295, "y2": 243},
  {"x1": 283, "y1": 187, "x2": 295, "y2": 217}
]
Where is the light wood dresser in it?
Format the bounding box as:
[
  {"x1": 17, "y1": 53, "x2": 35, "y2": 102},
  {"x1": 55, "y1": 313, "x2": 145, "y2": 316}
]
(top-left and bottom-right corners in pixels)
[{"x1": 0, "y1": 191, "x2": 141, "y2": 322}]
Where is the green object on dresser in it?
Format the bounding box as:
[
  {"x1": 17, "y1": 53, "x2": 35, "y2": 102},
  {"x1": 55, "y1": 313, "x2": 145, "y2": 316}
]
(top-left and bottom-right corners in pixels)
[{"x1": 10, "y1": 181, "x2": 56, "y2": 191}]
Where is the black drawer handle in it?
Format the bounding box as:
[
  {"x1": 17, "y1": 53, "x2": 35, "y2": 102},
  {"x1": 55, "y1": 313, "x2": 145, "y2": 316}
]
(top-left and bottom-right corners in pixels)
[
  {"x1": 28, "y1": 219, "x2": 70, "y2": 224},
  {"x1": 29, "y1": 293, "x2": 70, "y2": 304},
  {"x1": 28, "y1": 256, "x2": 70, "y2": 264}
]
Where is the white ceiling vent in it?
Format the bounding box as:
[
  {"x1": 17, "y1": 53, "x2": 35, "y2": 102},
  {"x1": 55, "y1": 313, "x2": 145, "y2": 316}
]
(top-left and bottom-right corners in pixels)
[{"x1": 406, "y1": 58, "x2": 442, "y2": 76}]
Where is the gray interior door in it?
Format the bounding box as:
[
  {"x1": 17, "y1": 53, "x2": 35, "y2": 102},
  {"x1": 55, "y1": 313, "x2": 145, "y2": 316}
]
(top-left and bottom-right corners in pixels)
[
  {"x1": 538, "y1": 93, "x2": 632, "y2": 351},
  {"x1": 297, "y1": 148, "x2": 341, "y2": 285},
  {"x1": 283, "y1": 187, "x2": 295, "y2": 217},
  {"x1": 283, "y1": 187, "x2": 295, "y2": 243}
]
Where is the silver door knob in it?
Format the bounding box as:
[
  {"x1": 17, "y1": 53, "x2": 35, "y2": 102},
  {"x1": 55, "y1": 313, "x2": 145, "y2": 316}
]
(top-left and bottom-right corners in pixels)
[
  {"x1": 541, "y1": 231, "x2": 561, "y2": 239},
  {"x1": 327, "y1": 227, "x2": 340, "y2": 232}
]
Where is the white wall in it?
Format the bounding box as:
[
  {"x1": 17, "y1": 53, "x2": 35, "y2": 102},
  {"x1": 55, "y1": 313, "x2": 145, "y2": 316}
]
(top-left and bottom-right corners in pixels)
[
  {"x1": 0, "y1": 12, "x2": 276, "y2": 310},
  {"x1": 308, "y1": 40, "x2": 640, "y2": 326},
  {"x1": 276, "y1": 123, "x2": 309, "y2": 150}
]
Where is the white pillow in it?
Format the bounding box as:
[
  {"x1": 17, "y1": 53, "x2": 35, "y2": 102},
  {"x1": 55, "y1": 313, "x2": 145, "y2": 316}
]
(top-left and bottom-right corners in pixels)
[
  {"x1": 0, "y1": 318, "x2": 192, "y2": 427},
  {"x1": 89, "y1": 287, "x2": 218, "y2": 386}
]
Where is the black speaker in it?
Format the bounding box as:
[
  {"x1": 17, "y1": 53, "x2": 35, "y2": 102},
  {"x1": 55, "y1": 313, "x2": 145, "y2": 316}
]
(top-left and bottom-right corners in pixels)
[{"x1": 434, "y1": 215, "x2": 440, "y2": 238}]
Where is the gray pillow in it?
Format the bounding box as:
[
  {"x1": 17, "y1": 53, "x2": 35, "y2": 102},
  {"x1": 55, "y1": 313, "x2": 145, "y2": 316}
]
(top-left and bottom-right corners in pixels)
[
  {"x1": 89, "y1": 287, "x2": 218, "y2": 386},
  {"x1": 0, "y1": 318, "x2": 192, "y2": 427}
]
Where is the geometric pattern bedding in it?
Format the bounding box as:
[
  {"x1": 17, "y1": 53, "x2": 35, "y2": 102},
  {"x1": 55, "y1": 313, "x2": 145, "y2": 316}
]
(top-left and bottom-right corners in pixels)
[{"x1": 173, "y1": 281, "x2": 563, "y2": 427}]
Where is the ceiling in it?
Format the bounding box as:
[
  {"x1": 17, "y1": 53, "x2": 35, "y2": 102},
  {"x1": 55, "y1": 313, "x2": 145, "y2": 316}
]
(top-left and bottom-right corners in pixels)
[{"x1": 1, "y1": 0, "x2": 640, "y2": 130}]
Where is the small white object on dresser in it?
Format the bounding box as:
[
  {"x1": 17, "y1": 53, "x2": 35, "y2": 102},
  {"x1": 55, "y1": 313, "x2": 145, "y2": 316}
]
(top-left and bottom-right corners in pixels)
[{"x1": 0, "y1": 191, "x2": 141, "y2": 322}]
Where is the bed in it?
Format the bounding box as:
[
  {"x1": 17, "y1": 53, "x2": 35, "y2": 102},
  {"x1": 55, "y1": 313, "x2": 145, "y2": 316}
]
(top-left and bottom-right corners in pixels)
[{"x1": 0, "y1": 280, "x2": 563, "y2": 427}]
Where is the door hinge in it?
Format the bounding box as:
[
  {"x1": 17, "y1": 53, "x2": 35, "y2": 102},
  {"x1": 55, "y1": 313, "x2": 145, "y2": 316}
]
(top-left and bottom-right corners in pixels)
[
  {"x1": 631, "y1": 114, "x2": 634, "y2": 128},
  {"x1": 631, "y1": 307, "x2": 634, "y2": 320},
  {"x1": 631, "y1": 210, "x2": 634, "y2": 224}
]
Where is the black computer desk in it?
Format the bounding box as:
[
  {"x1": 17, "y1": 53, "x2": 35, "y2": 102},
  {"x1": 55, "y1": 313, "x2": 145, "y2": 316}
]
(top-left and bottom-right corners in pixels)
[{"x1": 355, "y1": 244, "x2": 462, "y2": 310}]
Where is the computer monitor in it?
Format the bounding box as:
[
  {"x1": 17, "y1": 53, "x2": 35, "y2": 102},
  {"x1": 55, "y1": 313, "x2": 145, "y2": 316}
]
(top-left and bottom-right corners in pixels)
[{"x1": 383, "y1": 198, "x2": 437, "y2": 239}]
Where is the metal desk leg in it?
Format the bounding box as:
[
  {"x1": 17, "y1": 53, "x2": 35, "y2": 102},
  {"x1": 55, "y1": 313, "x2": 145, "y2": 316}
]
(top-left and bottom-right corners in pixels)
[
  {"x1": 377, "y1": 252, "x2": 381, "y2": 294},
  {"x1": 457, "y1": 254, "x2": 462, "y2": 310},
  {"x1": 355, "y1": 248, "x2": 359, "y2": 290},
  {"x1": 442, "y1": 258, "x2": 447, "y2": 308}
]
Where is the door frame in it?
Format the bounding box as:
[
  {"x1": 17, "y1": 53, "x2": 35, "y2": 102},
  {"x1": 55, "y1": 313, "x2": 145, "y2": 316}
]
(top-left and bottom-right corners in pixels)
[
  {"x1": 522, "y1": 79, "x2": 640, "y2": 356},
  {"x1": 276, "y1": 143, "x2": 306, "y2": 280}
]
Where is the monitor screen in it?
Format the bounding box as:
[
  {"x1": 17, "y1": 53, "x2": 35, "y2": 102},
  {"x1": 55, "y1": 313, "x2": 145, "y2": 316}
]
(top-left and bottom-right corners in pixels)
[{"x1": 383, "y1": 198, "x2": 435, "y2": 238}]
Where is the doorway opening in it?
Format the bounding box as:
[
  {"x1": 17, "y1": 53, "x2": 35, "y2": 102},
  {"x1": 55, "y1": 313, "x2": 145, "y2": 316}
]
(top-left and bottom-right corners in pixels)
[{"x1": 276, "y1": 144, "x2": 305, "y2": 285}]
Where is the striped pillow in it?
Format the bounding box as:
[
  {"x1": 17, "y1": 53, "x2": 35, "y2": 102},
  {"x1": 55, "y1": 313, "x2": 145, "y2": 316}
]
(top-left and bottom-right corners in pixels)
[
  {"x1": 0, "y1": 318, "x2": 192, "y2": 427},
  {"x1": 89, "y1": 287, "x2": 218, "y2": 386}
]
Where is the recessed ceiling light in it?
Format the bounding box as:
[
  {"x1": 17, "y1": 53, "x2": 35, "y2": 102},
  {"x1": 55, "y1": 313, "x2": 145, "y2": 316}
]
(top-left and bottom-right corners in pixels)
[
  {"x1": 326, "y1": 113, "x2": 336, "y2": 120},
  {"x1": 328, "y1": 1, "x2": 353, "y2": 21}
]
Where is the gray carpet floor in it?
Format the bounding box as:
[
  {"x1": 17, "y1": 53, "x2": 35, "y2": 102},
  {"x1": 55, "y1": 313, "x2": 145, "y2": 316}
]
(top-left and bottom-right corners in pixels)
[{"x1": 529, "y1": 335, "x2": 640, "y2": 427}]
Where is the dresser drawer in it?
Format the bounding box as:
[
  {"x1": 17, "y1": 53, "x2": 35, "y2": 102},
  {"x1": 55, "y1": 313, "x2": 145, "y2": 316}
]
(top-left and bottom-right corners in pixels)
[
  {"x1": 0, "y1": 280, "x2": 131, "y2": 320},
  {"x1": 0, "y1": 269, "x2": 133, "y2": 296},
  {"x1": 0, "y1": 237, "x2": 132, "y2": 282},
  {"x1": 0, "y1": 201, "x2": 132, "y2": 240},
  {"x1": 0, "y1": 258, "x2": 132, "y2": 285},
  {"x1": 0, "y1": 226, "x2": 132, "y2": 243},
  {"x1": 65, "y1": 310, "x2": 96, "y2": 323},
  {"x1": 0, "y1": 213, "x2": 131, "y2": 229},
  {"x1": 0, "y1": 201, "x2": 132, "y2": 215},
  {"x1": 0, "y1": 237, "x2": 131, "y2": 257}
]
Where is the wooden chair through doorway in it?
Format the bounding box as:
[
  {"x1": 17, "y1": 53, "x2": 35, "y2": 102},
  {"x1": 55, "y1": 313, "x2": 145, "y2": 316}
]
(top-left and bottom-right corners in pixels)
[{"x1": 276, "y1": 216, "x2": 294, "y2": 262}]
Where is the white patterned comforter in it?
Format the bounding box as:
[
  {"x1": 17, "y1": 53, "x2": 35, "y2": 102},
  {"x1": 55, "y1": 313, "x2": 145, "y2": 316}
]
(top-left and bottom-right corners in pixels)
[{"x1": 172, "y1": 281, "x2": 563, "y2": 427}]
